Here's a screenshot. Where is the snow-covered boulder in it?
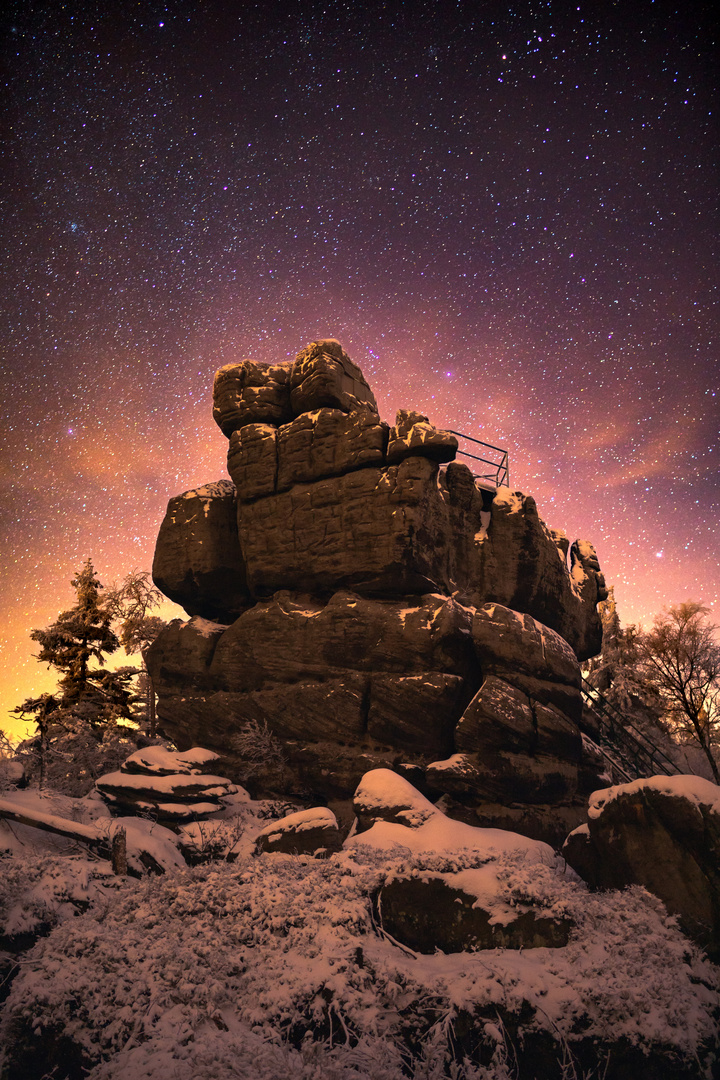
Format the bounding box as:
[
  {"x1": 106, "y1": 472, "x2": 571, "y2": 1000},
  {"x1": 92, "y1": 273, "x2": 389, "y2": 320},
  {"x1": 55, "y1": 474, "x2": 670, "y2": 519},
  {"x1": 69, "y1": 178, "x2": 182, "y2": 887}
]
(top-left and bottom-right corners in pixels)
[
  {"x1": 109, "y1": 818, "x2": 186, "y2": 875},
  {"x1": 254, "y1": 807, "x2": 341, "y2": 856},
  {"x1": 121, "y1": 745, "x2": 222, "y2": 776},
  {"x1": 378, "y1": 870, "x2": 572, "y2": 953},
  {"x1": 147, "y1": 338, "x2": 609, "y2": 837},
  {"x1": 349, "y1": 769, "x2": 573, "y2": 952},
  {"x1": 564, "y1": 774, "x2": 720, "y2": 959},
  {"x1": 96, "y1": 745, "x2": 243, "y2": 823},
  {"x1": 352, "y1": 768, "x2": 438, "y2": 832}
]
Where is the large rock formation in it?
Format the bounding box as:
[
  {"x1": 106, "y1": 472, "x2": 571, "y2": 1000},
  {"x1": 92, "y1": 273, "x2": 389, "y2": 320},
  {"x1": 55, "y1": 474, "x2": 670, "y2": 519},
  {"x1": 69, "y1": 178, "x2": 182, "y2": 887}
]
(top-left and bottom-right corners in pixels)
[{"x1": 148, "y1": 339, "x2": 609, "y2": 840}]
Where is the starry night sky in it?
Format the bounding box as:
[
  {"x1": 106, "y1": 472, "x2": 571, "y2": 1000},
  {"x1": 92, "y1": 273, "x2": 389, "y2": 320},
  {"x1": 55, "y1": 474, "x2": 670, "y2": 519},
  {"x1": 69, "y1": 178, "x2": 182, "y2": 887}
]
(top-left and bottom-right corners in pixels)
[{"x1": 1, "y1": 0, "x2": 717, "y2": 736}]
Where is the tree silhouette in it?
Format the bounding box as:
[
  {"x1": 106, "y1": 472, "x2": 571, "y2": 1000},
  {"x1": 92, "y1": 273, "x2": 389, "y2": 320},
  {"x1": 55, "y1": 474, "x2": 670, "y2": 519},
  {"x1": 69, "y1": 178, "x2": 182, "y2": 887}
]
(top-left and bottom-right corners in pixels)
[
  {"x1": 639, "y1": 601, "x2": 720, "y2": 783},
  {"x1": 30, "y1": 558, "x2": 120, "y2": 704},
  {"x1": 104, "y1": 570, "x2": 166, "y2": 734}
]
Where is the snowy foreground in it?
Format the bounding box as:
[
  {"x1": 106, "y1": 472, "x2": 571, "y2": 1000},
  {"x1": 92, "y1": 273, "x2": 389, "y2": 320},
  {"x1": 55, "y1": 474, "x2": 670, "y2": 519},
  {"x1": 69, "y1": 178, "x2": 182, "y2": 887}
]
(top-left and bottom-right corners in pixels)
[{"x1": 1, "y1": 781, "x2": 719, "y2": 1080}]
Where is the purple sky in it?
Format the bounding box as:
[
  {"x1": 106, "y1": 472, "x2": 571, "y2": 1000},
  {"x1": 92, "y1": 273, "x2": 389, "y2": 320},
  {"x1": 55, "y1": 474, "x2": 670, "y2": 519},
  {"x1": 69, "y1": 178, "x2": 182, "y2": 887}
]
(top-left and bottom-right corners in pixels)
[{"x1": 1, "y1": 0, "x2": 717, "y2": 733}]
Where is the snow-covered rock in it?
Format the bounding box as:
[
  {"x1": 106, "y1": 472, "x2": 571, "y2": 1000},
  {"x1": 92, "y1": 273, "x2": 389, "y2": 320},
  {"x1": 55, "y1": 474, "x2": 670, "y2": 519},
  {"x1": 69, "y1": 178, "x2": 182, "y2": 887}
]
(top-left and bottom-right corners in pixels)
[
  {"x1": 254, "y1": 807, "x2": 341, "y2": 856},
  {"x1": 352, "y1": 768, "x2": 438, "y2": 832},
  {"x1": 564, "y1": 773, "x2": 720, "y2": 959},
  {"x1": 147, "y1": 338, "x2": 610, "y2": 840},
  {"x1": 349, "y1": 769, "x2": 572, "y2": 953},
  {"x1": 121, "y1": 745, "x2": 222, "y2": 777},
  {"x1": 377, "y1": 869, "x2": 572, "y2": 953},
  {"x1": 96, "y1": 746, "x2": 242, "y2": 824}
]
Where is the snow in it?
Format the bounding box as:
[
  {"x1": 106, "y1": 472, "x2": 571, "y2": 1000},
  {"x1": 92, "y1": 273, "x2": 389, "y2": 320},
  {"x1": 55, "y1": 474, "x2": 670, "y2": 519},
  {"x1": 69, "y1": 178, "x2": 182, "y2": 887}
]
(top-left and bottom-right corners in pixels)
[
  {"x1": 421, "y1": 863, "x2": 535, "y2": 927},
  {"x1": 353, "y1": 768, "x2": 437, "y2": 828},
  {"x1": 111, "y1": 817, "x2": 186, "y2": 874},
  {"x1": 475, "y1": 508, "x2": 492, "y2": 540},
  {"x1": 492, "y1": 486, "x2": 519, "y2": 511},
  {"x1": 350, "y1": 768, "x2": 556, "y2": 864},
  {"x1": 181, "y1": 480, "x2": 235, "y2": 501},
  {"x1": 189, "y1": 618, "x2": 226, "y2": 639},
  {"x1": 0, "y1": 790, "x2": 184, "y2": 876},
  {"x1": 122, "y1": 745, "x2": 221, "y2": 776},
  {"x1": 154, "y1": 801, "x2": 224, "y2": 819},
  {"x1": 588, "y1": 773, "x2": 720, "y2": 820},
  {"x1": 0, "y1": 794, "x2": 105, "y2": 846},
  {"x1": 2, "y1": 847, "x2": 716, "y2": 1079},
  {"x1": 349, "y1": 812, "x2": 554, "y2": 863},
  {"x1": 2, "y1": 776, "x2": 719, "y2": 1076},
  {"x1": 426, "y1": 752, "x2": 475, "y2": 774},
  {"x1": 256, "y1": 807, "x2": 338, "y2": 840},
  {"x1": 97, "y1": 770, "x2": 235, "y2": 794}
]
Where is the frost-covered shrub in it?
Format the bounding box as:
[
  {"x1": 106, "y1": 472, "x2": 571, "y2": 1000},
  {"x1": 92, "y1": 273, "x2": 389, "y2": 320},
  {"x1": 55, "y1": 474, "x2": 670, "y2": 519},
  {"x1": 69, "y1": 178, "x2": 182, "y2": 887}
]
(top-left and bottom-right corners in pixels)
[
  {"x1": 1, "y1": 847, "x2": 718, "y2": 1079},
  {"x1": 0, "y1": 853, "x2": 114, "y2": 945},
  {"x1": 229, "y1": 717, "x2": 286, "y2": 788},
  {"x1": 15, "y1": 726, "x2": 141, "y2": 797},
  {"x1": 177, "y1": 814, "x2": 250, "y2": 864}
]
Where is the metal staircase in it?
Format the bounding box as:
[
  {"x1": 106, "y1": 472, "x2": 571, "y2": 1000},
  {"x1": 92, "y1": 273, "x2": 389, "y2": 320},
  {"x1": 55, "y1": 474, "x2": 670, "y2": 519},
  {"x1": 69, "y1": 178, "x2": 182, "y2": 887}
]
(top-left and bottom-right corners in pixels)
[{"x1": 580, "y1": 676, "x2": 681, "y2": 782}]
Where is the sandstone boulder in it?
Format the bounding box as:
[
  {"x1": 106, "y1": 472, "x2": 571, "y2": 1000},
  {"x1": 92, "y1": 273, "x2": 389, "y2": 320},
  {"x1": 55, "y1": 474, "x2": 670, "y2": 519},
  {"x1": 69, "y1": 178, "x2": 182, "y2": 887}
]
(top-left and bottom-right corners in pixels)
[
  {"x1": 419, "y1": 789, "x2": 590, "y2": 850},
  {"x1": 386, "y1": 409, "x2": 458, "y2": 465},
  {"x1": 165, "y1": 342, "x2": 607, "y2": 658},
  {"x1": 377, "y1": 873, "x2": 572, "y2": 953},
  {"x1": 367, "y1": 672, "x2": 466, "y2": 757},
  {"x1": 466, "y1": 487, "x2": 604, "y2": 660},
  {"x1": 145, "y1": 592, "x2": 483, "y2": 787},
  {"x1": 276, "y1": 405, "x2": 387, "y2": 490},
  {"x1": 212, "y1": 676, "x2": 369, "y2": 742},
  {"x1": 213, "y1": 360, "x2": 290, "y2": 436},
  {"x1": 289, "y1": 339, "x2": 377, "y2": 416},
  {"x1": 96, "y1": 745, "x2": 241, "y2": 824},
  {"x1": 254, "y1": 807, "x2": 341, "y2": 855},
  {"x1": 152, "y1": 481, "x2": 248, "y2": 620},
  {"x1": 350, "y1": 770, "x2": 573, "y2": 952},
  {"x1": 227, "y1": 423, "x2": 277, "y2": 502},
  {"x1": 353, "y1": 768, "x2": 437, "y2": 832},
  {"x1": 237, "y1": 456, "x2": 454, "y2": 598},
  {"x1": 145, "y1": 588, "x2": 591, "y2": 815},
  {"x1": 471, "y1": 604, "x2": 580, "y2": 688},
  {"x1": 206, "y1": 591, "x2": 477, "y2": 689},
  {"x1": 121, "y1": 745, "x2": 222, "y2": 776},
  {"x1": 145, "y1": 617, "x2": 226, "y2": 694},
  {"x1": 456, "y1": 676, "x2": 582, "y2": 762},
  {"x1": 563, "y1": 775, "x2": 720, "y2": 959},
  {"x1": 571, "y1": 539, "x2": 609, "y2": 606},
  {"x1": 149, "y1": 339, "x2": 608, "y2": 829},
  {"x1": 428, "y1": 748, "x2": 580, "y2": 806}
]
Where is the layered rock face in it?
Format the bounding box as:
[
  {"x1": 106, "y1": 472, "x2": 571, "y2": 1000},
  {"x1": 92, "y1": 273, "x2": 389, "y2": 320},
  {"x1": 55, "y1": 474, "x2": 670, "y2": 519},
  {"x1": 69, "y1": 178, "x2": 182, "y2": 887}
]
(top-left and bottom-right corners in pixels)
[{"x1": 148, "y1": 339, "x2": 608, "y2": 835}]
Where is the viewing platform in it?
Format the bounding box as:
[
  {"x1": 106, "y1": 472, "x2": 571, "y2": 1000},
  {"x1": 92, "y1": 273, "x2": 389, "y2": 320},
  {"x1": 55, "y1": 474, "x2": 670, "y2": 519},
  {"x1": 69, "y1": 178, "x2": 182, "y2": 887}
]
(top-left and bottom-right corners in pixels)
[{"x1": 447, "y1": 430, "x2": 510, "y2": 490}]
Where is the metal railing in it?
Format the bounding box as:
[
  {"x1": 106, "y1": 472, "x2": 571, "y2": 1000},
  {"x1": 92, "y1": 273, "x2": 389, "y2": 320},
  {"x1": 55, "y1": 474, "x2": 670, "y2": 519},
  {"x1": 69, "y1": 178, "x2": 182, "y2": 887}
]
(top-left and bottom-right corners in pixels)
[
  {"x1": 580, "y1": 676, "x2": 682, "y2": 780},
  {"x1": 446, "y1": 431, "x2": 510, "y2": 489}
]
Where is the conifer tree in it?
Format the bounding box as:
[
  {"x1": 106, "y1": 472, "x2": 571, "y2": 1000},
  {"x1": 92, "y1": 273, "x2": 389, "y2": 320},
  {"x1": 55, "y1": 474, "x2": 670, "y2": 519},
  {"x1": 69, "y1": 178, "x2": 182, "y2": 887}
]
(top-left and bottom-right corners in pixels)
[{"x1": 30, "y1": 558, "x2": 120, "y2": 705}]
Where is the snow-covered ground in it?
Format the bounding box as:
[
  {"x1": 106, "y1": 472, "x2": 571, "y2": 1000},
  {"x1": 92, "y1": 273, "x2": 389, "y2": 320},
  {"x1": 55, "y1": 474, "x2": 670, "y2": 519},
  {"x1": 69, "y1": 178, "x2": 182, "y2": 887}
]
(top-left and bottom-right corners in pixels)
[{"x1": 1, "y1": 777, "x2": 718, "y2": 1080}]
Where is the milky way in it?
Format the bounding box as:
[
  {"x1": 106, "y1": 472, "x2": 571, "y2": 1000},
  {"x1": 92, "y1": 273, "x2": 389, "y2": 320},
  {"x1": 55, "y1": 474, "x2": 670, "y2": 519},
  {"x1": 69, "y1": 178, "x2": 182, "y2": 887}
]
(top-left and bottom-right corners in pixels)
[{"x1": 1, "y1": 0, "x2": 717, "y2": 734}]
